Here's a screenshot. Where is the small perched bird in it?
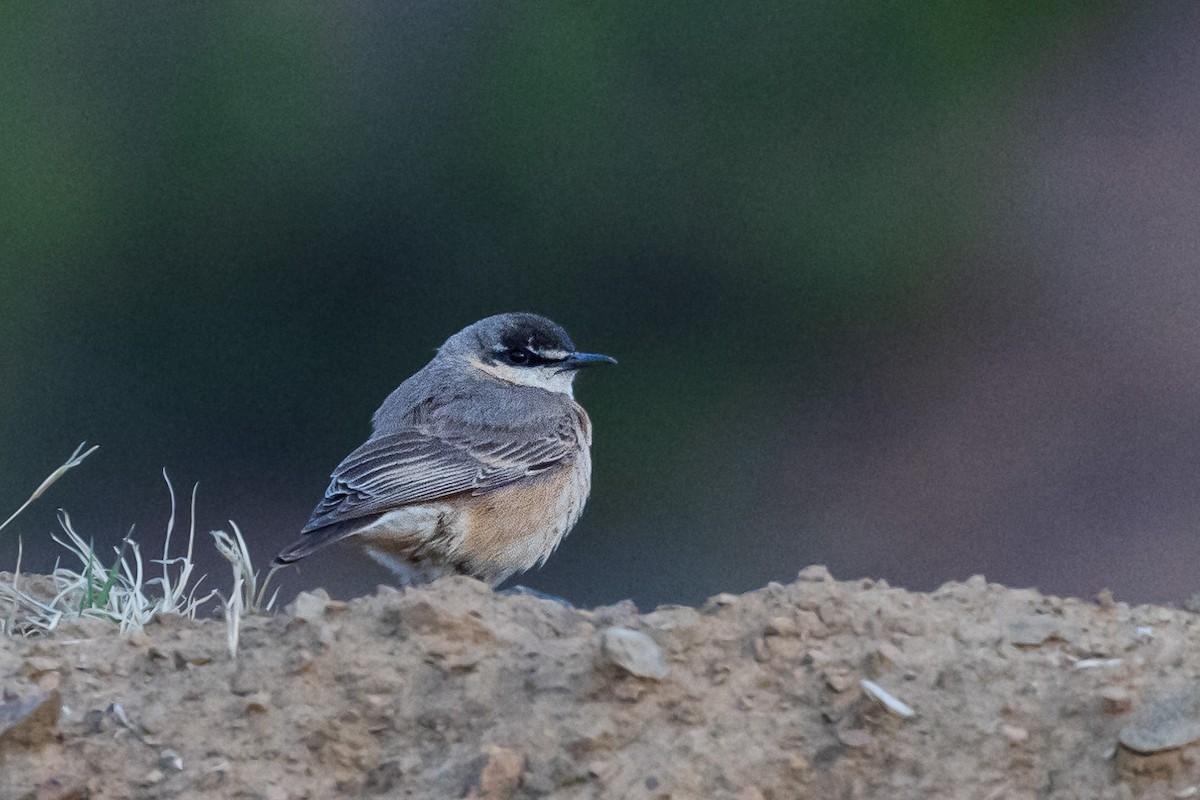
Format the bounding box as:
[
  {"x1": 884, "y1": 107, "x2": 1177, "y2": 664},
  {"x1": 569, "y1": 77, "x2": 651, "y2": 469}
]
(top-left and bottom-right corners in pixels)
[{"x1": 275, "y1": 313, "x2": 615, "y2": 587}]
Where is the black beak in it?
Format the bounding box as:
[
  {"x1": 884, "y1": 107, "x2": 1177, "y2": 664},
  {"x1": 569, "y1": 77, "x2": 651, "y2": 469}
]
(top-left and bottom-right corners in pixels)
[{"x1": 561, "y1": 351, "x2": 618, "y2": 370}]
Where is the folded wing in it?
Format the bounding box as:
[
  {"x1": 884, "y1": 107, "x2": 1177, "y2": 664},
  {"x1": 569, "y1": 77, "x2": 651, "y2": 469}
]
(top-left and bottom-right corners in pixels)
[{"x1": 302, "y1": 426, "x2": 573, "y2": 533}]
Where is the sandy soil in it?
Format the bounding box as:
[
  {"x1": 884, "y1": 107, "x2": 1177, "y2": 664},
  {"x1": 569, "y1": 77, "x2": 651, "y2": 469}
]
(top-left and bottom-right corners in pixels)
[{"x1": 4, "y1": 566, "x2": 1200, "y2": 799}]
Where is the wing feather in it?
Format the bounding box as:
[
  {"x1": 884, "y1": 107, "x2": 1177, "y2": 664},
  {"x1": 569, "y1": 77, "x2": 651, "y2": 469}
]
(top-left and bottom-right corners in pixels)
[{"x1": 299, "y1": 426, "x2": 575, "y2": 534}]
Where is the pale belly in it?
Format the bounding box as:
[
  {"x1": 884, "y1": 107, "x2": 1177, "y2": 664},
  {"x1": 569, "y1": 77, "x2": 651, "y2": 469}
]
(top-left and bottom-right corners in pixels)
[
  {"x1": 460, "y1": 452, "x2": 592, "y2": 580},
  {"x1": 354, "y1": 452, "x2": 592, "y2": 586}
]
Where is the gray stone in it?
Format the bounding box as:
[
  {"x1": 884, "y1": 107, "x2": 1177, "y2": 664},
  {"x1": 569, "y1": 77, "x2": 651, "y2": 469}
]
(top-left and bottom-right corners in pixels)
[
  {"x1": 599, "y1": 627, "x2": 669, "y2": 680},
  {"x1": 1119, "y1": 692, "x2": 1200, "y2": 754}
]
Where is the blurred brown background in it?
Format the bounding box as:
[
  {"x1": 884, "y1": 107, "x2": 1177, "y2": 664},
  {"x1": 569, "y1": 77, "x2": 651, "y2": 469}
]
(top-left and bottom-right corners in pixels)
[{"x1": 5, "y1": 2, "x2": 1199, "y2": 609}]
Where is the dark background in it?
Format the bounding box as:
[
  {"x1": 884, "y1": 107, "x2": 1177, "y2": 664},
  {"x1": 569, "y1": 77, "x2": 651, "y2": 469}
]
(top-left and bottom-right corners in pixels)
[{"x1": 5, "y1": 2, "x2": 1199, "y2": 610}]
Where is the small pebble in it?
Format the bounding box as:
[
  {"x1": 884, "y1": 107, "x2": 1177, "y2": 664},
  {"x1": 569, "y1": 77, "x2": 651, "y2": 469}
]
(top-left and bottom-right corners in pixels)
[
  {"x1": 139, "y1": 702, "x2": 168, "y2": 735},
  {"x1": 788, "y1": 754, "x2": 810, "y2": 773},
  {"x1": 245, "y1": 692, "x2": 271, "y2": 714},
  {"x1": 873, "y1": 641, "x2": 904, "y2": 669},
  {"x1": 797, "y1": 565, "x2": 834, "y2": 583},
  {"x1": 1000, "y1": 724, "x2": 1029, "y2": 743},
  {"x1": 837, "y1": 728, "x2": 872, "y2": 748},
  {"x1": 1100, "y1": 687, "x2": 1133, "y2": 715},
  {"x1": 764, "y1": 616, "x2": 798, "y2": 637},
  {"x1": 1008, "y1": 618, "x2": 1072, "y2": 648},
  {"x1": 599, "y1": 628, "x2": 669, "y2": 680},
  {"x1": 468, "y1": 745, "x2": 524, "y2": 800},
  {"x1": 824, "y1": 670, "x2": 856, "y2": 694},
  {"x1": 287, "y1": 589, "x2": 332, "y2": 622}
]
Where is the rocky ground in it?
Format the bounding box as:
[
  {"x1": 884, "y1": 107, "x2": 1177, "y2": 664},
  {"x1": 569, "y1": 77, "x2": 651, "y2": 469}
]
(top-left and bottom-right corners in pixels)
[{"x1": 4, "y1": 566, "x2": 1200, "y2": 799}]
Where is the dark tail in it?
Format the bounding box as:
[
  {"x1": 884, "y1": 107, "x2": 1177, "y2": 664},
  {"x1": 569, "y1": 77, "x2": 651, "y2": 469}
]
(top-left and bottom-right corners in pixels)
[{"x1": 273, "y1": 518, "x2": 367, "y2": 566}]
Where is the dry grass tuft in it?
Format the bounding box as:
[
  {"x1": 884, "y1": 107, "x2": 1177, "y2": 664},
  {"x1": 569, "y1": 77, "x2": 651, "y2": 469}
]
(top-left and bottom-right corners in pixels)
[
  {"x1": 211, "y1": 522, "x2": 281, "y2": 657},
  {"x1": 1, "y1": 443, "x2": 277, "y2": 654}
]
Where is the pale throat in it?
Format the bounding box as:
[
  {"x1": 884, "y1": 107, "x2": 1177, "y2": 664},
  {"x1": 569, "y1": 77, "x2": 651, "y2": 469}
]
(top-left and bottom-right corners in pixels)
[{"x1": 468, "y1": 357, "x2": 576, "y2": 396}]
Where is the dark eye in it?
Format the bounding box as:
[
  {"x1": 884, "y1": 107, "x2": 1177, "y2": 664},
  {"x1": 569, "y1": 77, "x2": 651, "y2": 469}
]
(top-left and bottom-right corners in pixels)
[{"x1": 506, "y1": 348, "x2": 531, "y2": 365}]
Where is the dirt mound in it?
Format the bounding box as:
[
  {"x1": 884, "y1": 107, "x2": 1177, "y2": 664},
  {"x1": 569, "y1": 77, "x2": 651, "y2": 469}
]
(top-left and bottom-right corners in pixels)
[{"x1": 3, "y1": 567, "x2": 1200, "y2": 799}]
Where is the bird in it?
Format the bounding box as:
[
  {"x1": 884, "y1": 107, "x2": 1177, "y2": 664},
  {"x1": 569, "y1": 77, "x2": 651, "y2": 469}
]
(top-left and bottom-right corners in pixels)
[{"x1": 274, "y1": 312, "x2": 616, "y2": 588}]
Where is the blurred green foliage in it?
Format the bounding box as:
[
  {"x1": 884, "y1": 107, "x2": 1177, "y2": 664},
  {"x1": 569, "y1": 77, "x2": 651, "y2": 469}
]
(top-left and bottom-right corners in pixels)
[{"x1": 0, "y1": 1, "x2": 1113, "y2": 604}]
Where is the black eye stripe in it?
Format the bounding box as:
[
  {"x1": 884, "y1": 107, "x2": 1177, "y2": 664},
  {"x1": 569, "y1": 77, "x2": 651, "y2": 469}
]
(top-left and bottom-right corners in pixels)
[{"x1": 501, "y1": 346, "x2": 564, "y2": 367}]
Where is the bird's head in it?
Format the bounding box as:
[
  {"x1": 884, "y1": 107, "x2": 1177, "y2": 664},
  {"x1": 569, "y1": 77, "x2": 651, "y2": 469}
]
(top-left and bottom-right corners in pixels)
[{"x1": 442, "y1": 312, "x2": 616, "y2": 395}]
